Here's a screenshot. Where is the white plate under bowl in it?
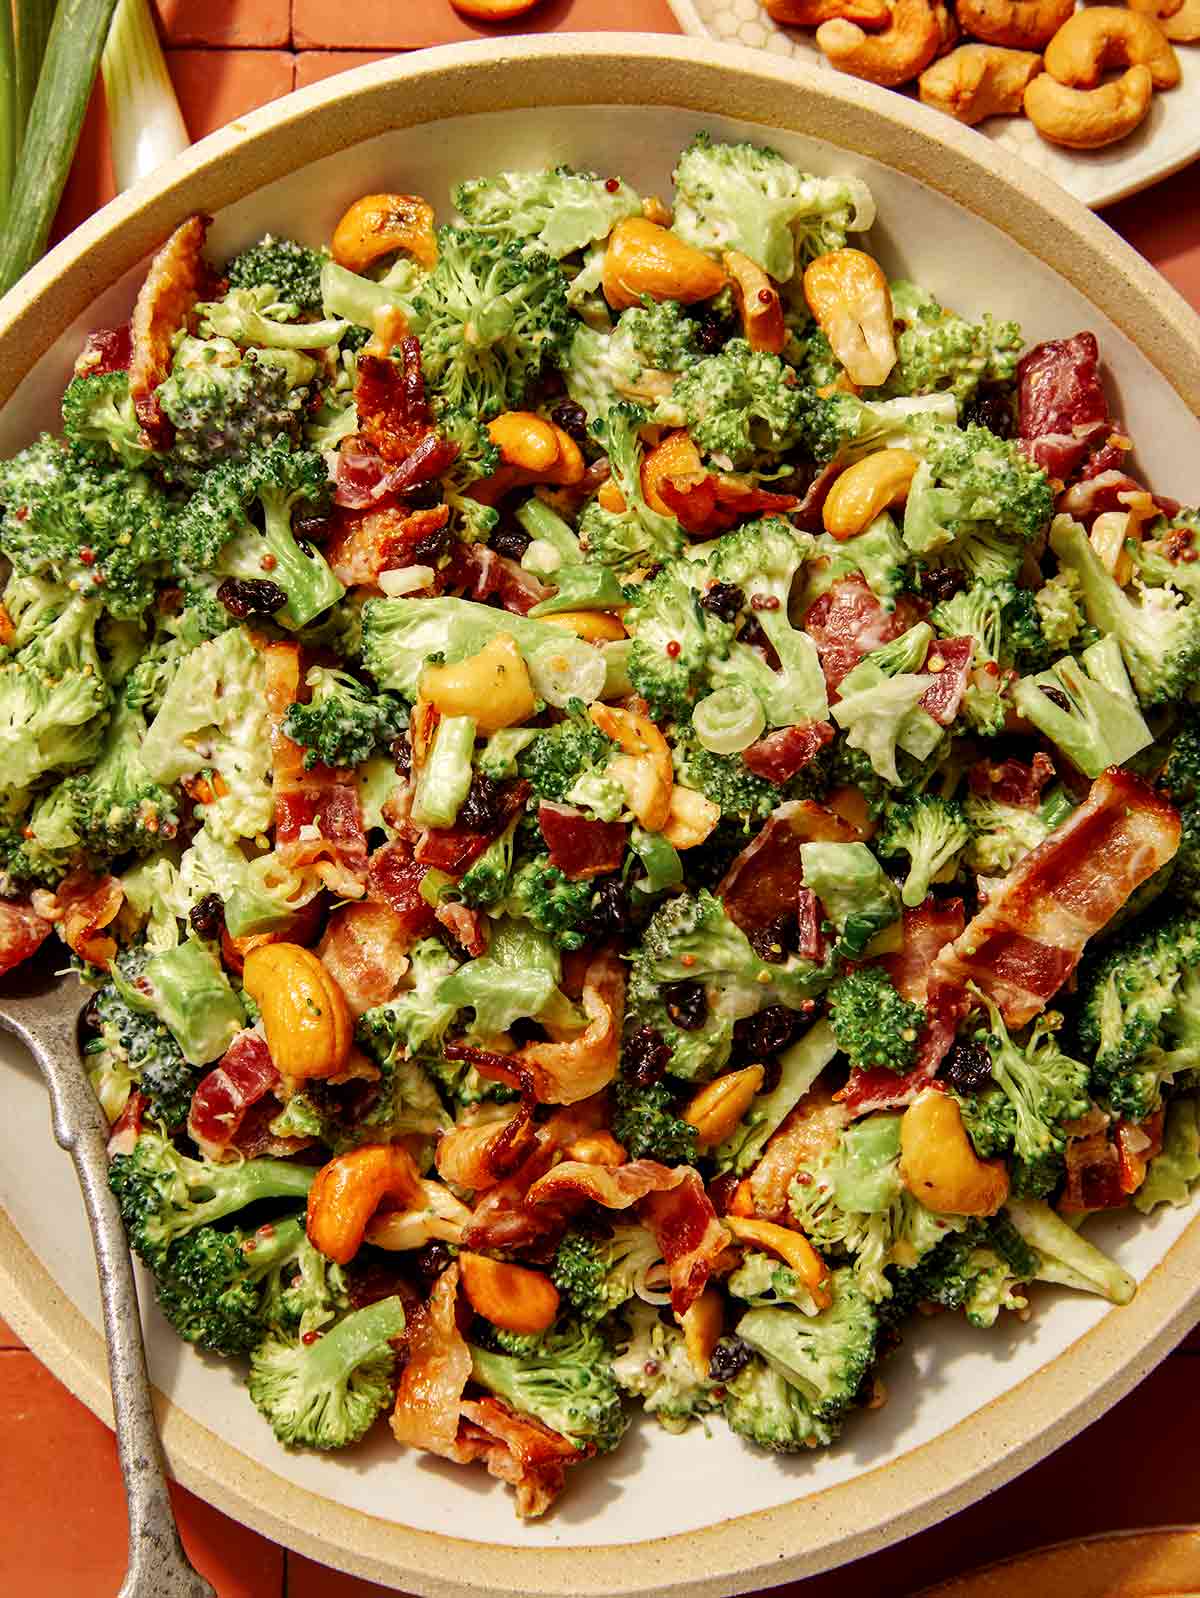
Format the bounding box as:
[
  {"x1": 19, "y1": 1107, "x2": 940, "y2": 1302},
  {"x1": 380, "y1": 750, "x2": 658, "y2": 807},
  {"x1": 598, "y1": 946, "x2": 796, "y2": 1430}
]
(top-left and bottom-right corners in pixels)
[
  {"x1": 667, "y1": 0, "x2": 1200, "y2": 209},
  {"x1": 1, "y1": 32, "x2": 1200, "y2": 1598}
]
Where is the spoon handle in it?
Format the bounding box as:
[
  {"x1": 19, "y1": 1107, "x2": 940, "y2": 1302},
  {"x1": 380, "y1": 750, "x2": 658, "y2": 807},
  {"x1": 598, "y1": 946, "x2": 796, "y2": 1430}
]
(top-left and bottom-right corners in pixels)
[{"x1": 19, "y1": 1012, "x2": 216, "y2": 1598}]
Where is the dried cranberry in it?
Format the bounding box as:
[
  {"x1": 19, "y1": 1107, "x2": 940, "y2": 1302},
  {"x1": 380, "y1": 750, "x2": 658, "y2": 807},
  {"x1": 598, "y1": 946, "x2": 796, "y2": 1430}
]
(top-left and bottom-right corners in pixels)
[
  {"x1": 490, "y1": 523, "x2": 532, "y2": 562},
  {"x1": 550, "y1": 399, "x2": 589, "y2": 447},
  {"x1": 964, "y1": 384, "x2": 1015, "y2": 440},
  {"x1": 584, "y1": 876, "x2": 632, "y2": 939},
  {"x1": 1040, "y1": 684, "x2": 1071, "y2": 712},
  {"x1": 700, "y1": 582, "x2": 745, "y2": 623},
  {"x1": 708, "y1": 1337, "x2": 753, "y2": 1383},
  {"x1": 663, "y1": 979, "x2": 708, "y2": 1031},
  {"x1": 216, "y1": 576, "x2": 288, "y2": 619},
  {"x1": 457, "y1": 774, "x2": 505, "y2": 832},
  {"x1": 941, "y1": 1039, "x2": 993, "y2": 1094},
  {"x1": 391, "y1": 732, "x2": 412, "y2": 778},
  {"x1": 80, "y1": 992, "x2": 104, "y2": 1036},
  {"x1": 917, "y1": 568, "x2": 966, "y2": 604},
  {"x1": 733, "y1": 1004, "x2": 804, "y2": 1062},
  {"x1": 412, "y1": 520, "x2": 451, "y2": 562},
  {"x1": 411, "y1": 1242, "x2": 455, "y2": 1290},
  {"x1": 188, "y1": 893, "x2": 225, "y2": 940},
  {"x1": 622, "y1": 1024, "x2": 672, "y2": 1087},
  {"x1": 748, "y1": 916, "x2": 794, "y2": 964}
]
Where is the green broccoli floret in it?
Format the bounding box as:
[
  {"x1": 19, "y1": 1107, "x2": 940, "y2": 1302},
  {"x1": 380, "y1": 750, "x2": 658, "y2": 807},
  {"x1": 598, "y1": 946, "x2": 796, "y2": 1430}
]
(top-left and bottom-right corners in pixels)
[
  {"x1": 470, "y1": 1319, "x2": 628, "y2": 1454},
  {"x1": 722, "y1": 1356, "x2": 834, "y2": 1453},
  {"x1": 578, "y1": 402, "x2": 684, "y2": 576},
  {"x1": 736, "y1": 1267, "x2": 877, "y2": 1424},
  {"x1": 875, "y1": 794, "x2": 970, "y2": 908},
  {"x1": 506, "y1": 855, "x2": 596, "y2": 952},
  {"x1": 1134, "y1": 1095, "x2": 1200, "y2": 1213},
  {"x1": 625, "y1": 559, "x2": 726, "y2": 722},
  {"x1": 248, "y1": 1295, "x2": 405, "y2": 1450},
  {"x1": 0, "y1": 594, "x2": 110, "y2": 798},
  {"x1": 612, "y1": 1301, "x2": 720, "y2": 1434},
  {"x1": 1160, "y1": 708, "x2": 1200, "y2": 804},
  {"x1": 224, "y1": 233, "x2": 328, "y2": 314},
  {"x1": 91, "y1": 969, "x2": 197, "y2": 1130},
  {"x1": 61, "y1": 371, "x2": 152, "y2": 469},
  {"x1": 1034, "y1": 566, "x2": 1091, "y2": 655},
  {"x1": 797, "y1": 390, "x2": 958, "y2": 469},
  {"x1": 42, "y1": 696, "x2": 180, "y2": 865},
  {"x1": 716, "y1": 1019, "x2": 842, "y2": 1175},
  {"x1": 727, "y1": 1250, "x2": 826, "y2": 1312},
  {"x1": 611, "y1": 1079, "x2": 698, "y2": 1164},
  {"x1": 177, "y1": 437, "x2": 342, "y2": 627},
  {"x1": 962, "y1": 786, "x2": 1074, "y2": 878},
  {"x1": 551, "y1": 1223, "x2": 664, "y2": 1323},
  {"x1": 671, "y1": 133, "x2": 874, "y2": 282},
  {"x1": 153, "y1": 1214, "x2": 348, "y2": 1357},
  {"x1": 903, "y1": 423, "x2": 1053, "y2": 579},
  {"x1": 798, "y1": 839, "x2": 902, "y2": 960},
  {"x1": 879, "y1": 282, "x2": 1022, "y2": 406},
  {"x1": 157, "y1": 342, "x2": 309, "y2": 486},
  {"x1": 110, "y1": 938, "x2": 247, "y2": 1066},
  {"x1": 517, "y1": 707, "x2": 615, "y2": 803},
  {"x1": 280, "y1": 665, "x2": 406, "y2": 769},
  {"x1": 901, "y1": 1214, "x2": 1036, "y2": 1328},
  {"x1": 196, "y1": 284, "x2": 347, "y2": 351},
  {"x1": 1010, "y1": 635, "x2": 1153, "y2": 780},
  {"x1": 1004, "y1": 1197, "x2": 1135, "y2": 1305},
  {"x1": 673, "y1": 735, "x2": 783, "y2": 827},
  {"x1": 359, "y1": 938, "x2": 462, "y2": 1066},
  {"x1": 958, "y1": 996, "x2": 1090, "y2": 1196},
  {"x1": 827, "y1": 966, "x2": 924, "y2": 1074},
  {"x1": 660, "y1": 341, "x2": 809, "y2": 470},
  {"x1": 108, "y1": 1128, "x2": 317, "y2": 1272},
  {"x1": 457, "y1": 820, "x2": 518, "y2": 909},
  {"x1": 453, "y1": 166, "x2": 641, "y2": 257},
  {"x1": 1049, "y1": 512, "x2": 1200, "y2": 707},
  {"x1": 929, "y1": 579, "x2": 1051, "y2": 734}
]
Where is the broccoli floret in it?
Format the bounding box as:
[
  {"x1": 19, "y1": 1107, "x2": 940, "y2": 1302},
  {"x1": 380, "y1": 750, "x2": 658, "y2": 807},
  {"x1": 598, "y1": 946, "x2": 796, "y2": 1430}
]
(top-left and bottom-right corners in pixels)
[
  {"x1": 1160, "y1": 709, "x2": 1200, "y2": 804},
  {"x1": 929, "y1": 579, "x2": 1052, "y2": 733},
  {"x1": 879, "y1": 282, "x2": 1022, "y2": 406},
  {"x1": 457, "y1": 820, "x2": 518, "y2": 909},
  {"x1": 563, "y1": 301, "x2": 705, "y2": 423},
  {"x1": 735, "y1": 1267, "x2": 877, "y2": 1424},
  {"x1": 797, "y1": 840, "x2": 902, "y2": 960},
  {"x1": 827, "y1": 966, "x2": 924, "y2": 1074},
  {"x1": 1134, "y1": 1095, "x2": 1200, "y2": 1213},
  {"x1": 673, "y1": 736, "x2": 783, "y2": 827},
  {"x1": 517, "y1": 708, "x2": 615, "y2": 803},
  {"x1": 177, "y1": 437, "x2": 342, "y2": 628},
  {"x1": 91, "y1": 969, "x2": 197, "y2": 1129},
  {"x1": 61, "y1": 371, "x2": 152, "y2": 469},
  {"x1": 110, "y1": 939, "x2": 246, "y2": 1067},
  {"x1": 875, "y1": 794, "x2": 970, "y2": 908},
  {"x1": 109, "y1": 1128, "x2": 317, "y2": 1272},
  {"x1": 470, "y1": 1318, "x2": 628, "y2": 1453},
  {"x1": 1034, "y1": 566, "x2": 1091, "y2": 654},
  {"x1": 716, "y1": 1019, "x2": 842, "y2": 1175},
  {"x1": 727, "y1": 1250, "x2": 826, "y2": 1313},
  {"x1": 1010, "y1": 634, "x2": 1153, "y2": 780},
  {"x1": 902, "y1": 423, "x2": 1053, "y2": 577},
  {"x1": 248, "y1": 1295, "x2": 405, "y2": 1450},
  {"x1": 611, "y1": 1079, "x2": 699, "y2": 1164},
  {"x1": 1004, "y1": 1197, "x2": 1135, "y2": 1305},
  {"x1": 153, "y1": 1214, "x2": 348, "y2": 1357},
  {"x1": 963, "y1": 793, "x2": 1049, "y2": 877},
  {"x1": 224, "y1": 233, "x2": 328, "y2": 314},
  {"x1": 612, "y1": 1301, "x2": 720, "y2": 1434},
  {"x1": 551, "y1": 1223, "x2": 664, "y2": 1323},
  {"x1": 44, "y1": 696, "x2": 180, "y2": 865},
  {"x1": 505, "y1": 855, "x2": 597, "y2": 952},
  {"x1": 157, "y1": 343, "x2": 309, "y2": 486},
  {"x1": 901, "y1": 1215, "x2": 1036, "y2": 1328},
  {"x1": 625, "y1": 560, "x2": 726, "y2": 722},
  {"x1": 578, "y1": 402, "x2": 684, "y2": 576},
  {"x1": 1049, "y1": 513, "x2": 1200, "y2": 707},
  {"x1": 797, "y1": 390, "x2": 958, "y2": 469},
  {"x1": 0, "y1": 594, "x2": 110, "y2": 798},
  {"x1": 280, "y1": 665, "x2": 407, "y2": 769},
  {"x1": 959, "y1": 996, "x2": 1090, "y2": 1195},
  {"x1": 197, "y1": 284, "x2": 347, "y2": 351},
  {"x1": 660, "y1": 341, "x2": 809, "y2": 471},
  {"x1": 453, "y1": 165, "x2": 641, "y2": 257},
  {"x1": 828, "y1": 635, "x2": 944, "y2": 786},
  {"x1": 722, "y1": 1355, "x2": 834, "y2": 1453},
  {"x1": 359, "y1": 938, "x2": 462, "y2": 1066},
  {"x1": 671, "y1": 133, "x2": 874, "y2": 282}
]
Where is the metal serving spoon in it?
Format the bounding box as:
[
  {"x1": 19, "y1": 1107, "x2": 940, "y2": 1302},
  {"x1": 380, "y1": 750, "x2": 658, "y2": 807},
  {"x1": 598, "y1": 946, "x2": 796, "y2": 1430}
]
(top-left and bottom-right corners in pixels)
[{"x1": 0, "y1": 953, "x2": 216, "y2": 1598}]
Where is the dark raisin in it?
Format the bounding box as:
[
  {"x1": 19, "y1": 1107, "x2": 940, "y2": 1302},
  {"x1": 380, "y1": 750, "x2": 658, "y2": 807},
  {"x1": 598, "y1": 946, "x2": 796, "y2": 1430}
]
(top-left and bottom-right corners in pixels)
[
  {"x1": 700, "y1": 581, "x2": 745, "y2": 623},
  {"x1": 80, "y1": 992, "x2": 104, "y2": 1036},
  {"x1": 216, "y1": 576, "x2": 288, "y2": 619},
  {"x1": 963, "y1": 384, "x2": 1015, "y2": 439},
  {"x1": 917, "y1": 568, "x2": 967, "y2": 604},
  {"x1": 941, "y1": 1039, "x2": 994, "y2": 1093},
  {"x1": 399, "y1": 480, "x2": 444, "y2": 511},
  {"x1": 584, "y1": 876, "x2": 632, "y2": 939},
  {"x1": 411, "y1": 1242, "x2": 455, "y2": 1291},
  {"x1": 1040, "y1": 684, "x2": 1071, "y2": 712},
  {"x1": 622, "y1": 1024, "x2": 672, "y2": 1087},
  {"x1": 412, "y1": 521, "x2": 451, "y2": 561},
  {"x1": 457, "y1": 774, "x2": 505, "y2": 832},
  {"x1": 748, "y1": 916, "x2": 794, "y2": 964},
  {"x1": 708, "y1": 1171, "x2": 741, "y2": 1215},
  {"x1": 188, "y1": 893, "x2": 225, "y2": 940},
  {"x1": 663, "y1": 979, "x2": 708, "y2": 1031},
  {"x1": 550, "y1": 399, "x2": 589, "y2": 447},
  {"x1": 737, "y1": 616, "x2": 782, "y2": 670},
  {"x1": 391, "y1": 732, "x2": 412, "y2": 778},
  {"x1": 733, "y1": 1004, "x2": 804, "y2": 1062},
  {"x1": 294, "y1": 512, "x2": 332, "y2": 545},
  {"x1": 708, "y1": 1337, "x2": 753, "y2": 1383},
  {"x1": 490, "y1": 523, "x2": 532, "y2": 561},
  {"x1": 758, "y1": 1056, "x2": 783, "y2": 1095},
  {"x1": 696, "y1": 312, "x2": 735, "y2": 355}
]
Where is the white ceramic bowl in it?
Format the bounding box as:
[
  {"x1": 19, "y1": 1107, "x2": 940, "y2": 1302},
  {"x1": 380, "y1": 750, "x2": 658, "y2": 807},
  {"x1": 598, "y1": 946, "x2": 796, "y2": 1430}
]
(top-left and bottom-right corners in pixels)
[{"x1": 1, "y1": 35, "x2": 1199, "y2": 1598}]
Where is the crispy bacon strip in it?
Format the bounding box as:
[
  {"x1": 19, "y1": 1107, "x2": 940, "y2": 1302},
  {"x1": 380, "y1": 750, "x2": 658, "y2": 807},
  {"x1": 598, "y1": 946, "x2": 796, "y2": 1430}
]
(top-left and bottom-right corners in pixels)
[
  {"x1": 187, "y1": 1029, "x2": 279, "y2": 1160},
  {"x1": 526, "y1": 1157, "x2": 687, "y2": 1210},
  {"x1": 880, "y1": 898, "x2": 966, "y2": 1003},
  {"x1": 318, "y1": 900, "x2": 416, "y2": 1016},
  {"x1": 930, "y1": 769, "x2": 1180, "y2": 1026},
  {"x1": 366, "y1": 841, "x2": 438, "y2": 940},
  {"x1": 325, "y1": 504, "x2": 449, "y2": 587},
  {"x1": 747, "y1": 1085, "x2": 848, "y2": 1221},
  {"x1": 128, "y1": 215, "x2": 211, "y2": 446},
  {"x1": 516, "y1": 950, "x2": 624, "y2": 1104},
  {"x1": 53, "y1": 871, "x2": 124, "y2": 967},
  {"x1": 442, "y1": 541, "x2": 552, "y2": 616},
  {"x1": 968, "y1": 753, "x2": 1056, "y2": 808},
  {"x1": 538, "y1": 802, "x2": 627, "y2": 881},
  {"x1": 435, "y1": 1106, "x2": 537, "y2": 1190},
  {"x1": 391, "y1": 1262, "x2": 471, "y2": 1458},
  {"x1": 0, "y1": 899, "x2": 52, "y2": 975},
  {"x1": 718, "y1": 799, "x2": 863, "y2": 934},
  {"x1": 453, "y1": 1397, "x2": 585, "y2": 1520},
  {"x1": 742, "y1": 721, "x2": 834, "y2": 784},
  {"x1": 919, "y1": 635, "x2": 972, "y2": 725},
  {"x1": 638, "y1": 1169, "x2": 731, "y2": 1315}
]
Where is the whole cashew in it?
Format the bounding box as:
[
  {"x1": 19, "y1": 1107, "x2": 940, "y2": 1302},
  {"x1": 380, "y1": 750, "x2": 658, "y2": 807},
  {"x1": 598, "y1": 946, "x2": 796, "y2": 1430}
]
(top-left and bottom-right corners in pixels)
[
  {"x1": 1162, "y1": 0, "x2": 1200, "y2": 44},
  {"x1": 1024, "y1": 63, "x2": 1154, "y2": 147},
  {"x1": 815, "y1": 0, "x2": 943, "y2": 86},
  {"x1": 768, "y1": 0, "x2": 891, "y2": 22},
  {"x1": 920, "y1": 44, "x2": 1043, "y2": 123},
  {"x1": 1127, "y1": 0, "x2": 1184, "y2": 21},
  {"x1": 1043, "y1": 7, "x2": 1180, "y2": 89},
  {"x1": 932, "y1": 0, "x2": 960, "y2": 53},
  {"x1": 955, "y1": 0, "x2": 1073, "y2": 50}
]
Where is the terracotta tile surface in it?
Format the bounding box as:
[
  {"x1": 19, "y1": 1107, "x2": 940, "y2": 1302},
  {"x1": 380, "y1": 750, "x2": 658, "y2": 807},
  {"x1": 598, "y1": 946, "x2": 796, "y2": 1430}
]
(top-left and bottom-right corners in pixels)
[
  {"x1": 0, "y1": 1316, "x2": 24, "y2": 1349},
  {"x1": 294, "y1": 51, "x2": 399, "y2": 90},
  {"x1": 154, "y1": 0, "x2": 290, "y2": 48},
  {"x1": 293, "y1": 0, "x2": 681, "y2": 51},
  {"x1": 287, "y1": 1551, "x2": 414, "y2": 1596},
  {"x1": 1102, "y1": 166, "x2": 1200, "y2": 310}
]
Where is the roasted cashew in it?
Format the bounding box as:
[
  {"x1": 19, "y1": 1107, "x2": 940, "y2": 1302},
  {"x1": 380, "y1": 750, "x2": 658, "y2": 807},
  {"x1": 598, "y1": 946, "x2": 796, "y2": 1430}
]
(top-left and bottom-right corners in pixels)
[
  {"x1": 1044, "y1": 6, "x2": 1180, "y2": 89},
  {"x1": 1162, "y1": 0, "x2": 1200, "y2": 44},
  {"x1": 920, "y1": 44, "x2": 1043, "y2": 124},
  {"x1": 816, "y1": 0, "x2": 943, "y2": 85},
  {"x1": 932, "y1": 0, "x2": 961, "y2": 53},
  {"x1": 767, "y1": 0, "x2": 891, "y2": 25},
  {"x1": 1024, "y1": 64, "x2": 1154, "y2": 148},
  {"x1": 955, "y1": 0, "x2": 1073, "y2": 50}
]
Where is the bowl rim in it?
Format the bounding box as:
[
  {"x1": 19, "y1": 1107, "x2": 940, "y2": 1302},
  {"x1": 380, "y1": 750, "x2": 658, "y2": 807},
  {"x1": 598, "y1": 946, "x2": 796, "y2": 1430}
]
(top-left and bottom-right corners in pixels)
[{"x1": 2, "y1": 32, "x2": 1200, "y2": 1596}]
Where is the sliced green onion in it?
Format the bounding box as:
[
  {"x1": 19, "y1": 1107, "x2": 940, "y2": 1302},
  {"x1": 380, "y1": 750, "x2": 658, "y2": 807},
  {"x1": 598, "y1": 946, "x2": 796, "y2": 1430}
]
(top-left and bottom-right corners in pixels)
[
  {"x1": 101, "y1": 0, "x2": 188, "y2": 192},
  {"x1": 629, "y1": 825, "x2": 683, "y2": 897},
  {"x1": 528, "y1": 637, "x2": 606, "y2": 709},
  {"x1": 693, "y1": 684, "x2": 766, "y2": 755},
  {"x1": 0, "y1": 4, "x2": 16, "y2": 232},
  {"x1": 13, "y1": 0, "x2": 56, "y2": 149}
]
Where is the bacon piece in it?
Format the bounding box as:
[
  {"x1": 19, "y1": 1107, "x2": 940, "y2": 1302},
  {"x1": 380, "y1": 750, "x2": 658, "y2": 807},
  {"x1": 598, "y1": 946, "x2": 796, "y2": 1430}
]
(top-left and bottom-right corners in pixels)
[
  {"x1": 278, "y1": 784, "x2": 369, "y2": 901},
  {"x1": 538, "y1": 802, "x2": 628, "y2": 881},
  {"x1": 969, "y1": 753, "x2": 1056, "y2": 809},
  {"x1": 355, "y1": 342, "x2": 438, "y2": 466},
  {"x1": 319, "y1": 900, "x2": 416, "y2": 1016},
  {"x1": 436, "y1": 899, "x2": 488, "y2": 957},
  {"x1": 1057, "y1": 469, "x2": 1177, "y2": 526},
  {"x1": 415, "y1": 780, "x2": 530, "y2": 876},
  {"x1": 803, "y1": 575, "x2": 924, "y2": 694},
  {"x1": 930, "y1": 769, "x2": 1180, "y2": 1027},
  {"x1": 879, "y1": 898, "x2": 966, "y2": 1003},
  {"x1": 106, "y1": 1091, "x2": 147, "y2": 1157},
  {"x1": 790, "y1": 462, "x2": 841, "y2": 532},
  {"x1": 718, "y1": 799, "x2": 863, "y2": 933},
  {"x1": 639, "y1": 1168, "x2": 731, "y2": 1315},
  {"x1": 1060, "y1": 1127, "x2": 1125, "y2": 1212},
  {"x1": 53, "y1": 871, "x2": 123, "y2": 967},
  {"x1": 74, "y1": 325, "x2": 132, "y2": 378},
  {"x1": 366, "y1": 841, "x2": 439, "y2": 939},
  {"x1": 436, "y1": 1105, "x2": 537, "y2": 1190},
  {"x1": 794, "y1": 888, "x2": 826, "y2": 962},
  {"x1": 838, "y1": 980, "x2": 969, "y2": 1115},
  {"x1": 128, "y1": 215, "x2": 211, "y2": 447},
  {"x1": 748, "y1": 1083, "x2": 848, "y2": 1220},
  {"x1": 919, "y1": 635, "x2": 973, "y2": 725},
  {"x1": 391, "y1": 1262, "x2": 471, "y2": 1458},
  {"x1": 1017, "y1": 332, "x2": 1110, "y2": 481},
  {"x1": 325, "y1": 503, "x2": 449, "y2": 586},
  {"x1": 453, "y1": 1397, "x2": 585, "y2": 1519},
  {"x1": 742, "y1": 721, "x2": 834, "y2": 784},
  {"x1": 656, "y1": 464, "x2": 799, "y2": 538},
  {"x1": 442, "y1": 541, "x2": 552, "y2": 616},
  {"x1": 187, "y1": 1029, "x2": 280, "y2": 1159},
  {"x1": 0, "y1": 899, "x2": 53, "y2": 975},
  {"x1": 516, "y1": 950, "x2": 624, "y2": 1104},
  {"x1": 526, "y1": 1157, "x2": 687, "y2": 1210}
]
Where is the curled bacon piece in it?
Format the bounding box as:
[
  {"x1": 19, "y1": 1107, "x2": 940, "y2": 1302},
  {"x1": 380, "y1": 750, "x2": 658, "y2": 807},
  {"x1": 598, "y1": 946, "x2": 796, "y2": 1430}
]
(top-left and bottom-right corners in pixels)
[
  {"x1": 526, "y1": 1157, "x2": 687, "y2": 1210},
  {"x1": 325, "y1": 504, "x2": 449, "y2": 587},
  {"x1": 355, "y1": 342, "x2": 440, "y2": 466},
  {"x1": 803, "y1": 575, "x2": 924, "y2": 694},
  {"x1": 52, "y1": 871, "x2": 124, "y2": 967},
  {"x1": 718, "y1": 799, "x2": 862, "y2": 934},
  {"x1": 454, "y1": 1397, "x2": 585, "y2": 1520},
  {"x1": 1016, "y1": 332, "x2": 1110, "y2": 481},
  {"x1": 319, "y1": 900, "x2": 415, "y2": 1016},
  {"x1": 639, "y1": 1169, "x2": 731, "y2": 1316},
  {"x1": 436, "y1": 899, "x2": 489, "y2": 957},
  {"x1": 436, "y1": 1105, "x2": 537, "y2": 1190},
  {"x1": 741, "y1": 721, "x2": 834, "y2": 784},
  {"x1": 442, "y1": 541, "x2": 552, "y2": 616},
  {"x1": 187, "y1": 1029, "x2": 280, "y2": 1160},
  {"x1": 128, "y1": 214, "x2": 212, "y2": 447},
  {"x1": 0, "y1": 899, "x2": 53, "y2": 976},
  {"x1": 748, "y1": 1085, "x2": 848, "y2": 1221},
  {"x1": 391, "y1": 1262, "x2": 471, "y2": 1459},
  {"x1": 930, "y1": 769, "x2": 1180, "y2": 1027},
  {"x1": 515, "y1": 950, "x2": 624, "y2": 1104},
  {"x1": 538, "y1": 802, "x2": 628, "y2": 881},
  {"x1": 969, "y1": 753, "x2": 1056, "y2": 808}
]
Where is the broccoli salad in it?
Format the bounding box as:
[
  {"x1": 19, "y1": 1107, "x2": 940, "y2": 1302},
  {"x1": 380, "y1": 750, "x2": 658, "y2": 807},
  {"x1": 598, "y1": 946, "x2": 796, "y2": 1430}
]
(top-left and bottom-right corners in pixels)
[{"x1": 2, "y1": 132, "x2": 1199, "y2": 1518}]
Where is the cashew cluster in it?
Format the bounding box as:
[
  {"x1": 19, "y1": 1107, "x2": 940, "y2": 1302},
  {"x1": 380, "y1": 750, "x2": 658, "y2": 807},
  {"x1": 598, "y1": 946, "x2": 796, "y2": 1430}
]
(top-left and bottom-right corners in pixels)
[{"x1": 1025, "y1": 6, "x2": 1179, "y2": 148}]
